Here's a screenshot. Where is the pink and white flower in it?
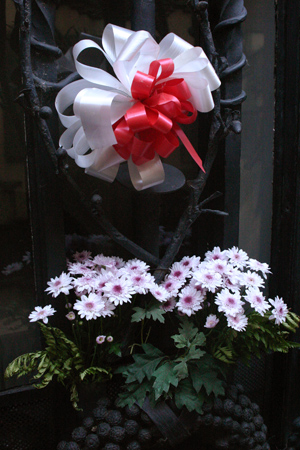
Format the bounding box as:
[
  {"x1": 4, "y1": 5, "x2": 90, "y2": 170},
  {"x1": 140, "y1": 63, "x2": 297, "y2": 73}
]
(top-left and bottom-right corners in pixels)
[
  {"x1": 206, "y1": 258, "x2": 230, "y2": 276},
  {"x1": 128, "y1": 272, "x2": 155, "y2": 294},
  {"x1": 96, "y1": 335, "x2": 106, "y2": 344},
  {"x1": 100, "y1": 298, "x2": 116, "y2": 317},
  {"x1": 225, "y1": 246, "x2": 248, "y2": 268},
  {"x1": 45, "y1": 272, "x2": 74, "y2": 298},
  {"x1": 68, "y1": 262, "x2": 96, "y2": 276},
  {"x1": 161, "y1": 277, "x2": 184, "y2": 296},
  {"x1": 244, "y1": 288, "x2": 270, "y2": 315},
  {"x1": 94, "y1": 271, "x2": 115, "y2": 294},
  {"x1": 269, "y1": 296, "x2": 288, "y2": 325},
  {"x1": 120, "y1": 259, "x2": 150, "y2": 275},
  {"x1": 169, "y1": 262, "x2": 191, "y2": 282},
  {"x1": 160, "y1": 297, "x2": 176, "y2": 312},
  {"x1": 215, "y1": 288, "x2": 244, "y2": 316},
  {"x1": 103, "y1": 277, "x2": 136, "y2": 305},
  {"x1": 226, "y1": 313, "x2": 248, "y2": 332},
  {"x1": 73, "y1": 275, "x2": 97, "y2": 294},
  {"x1": 179, "y1": 255, "x2": 201, "y2": 271},
  {"x1": 241, "y1": 270, "x2": 264, "y2": 289},
  {"x1": 193, "y1": 268, "x2": 222, "y2": 293},
  {"x1": 29, "y1": 305, "x2": 56, "y2": 324},
  {"x1": 204, "y1": 246, "x2": 227, "y2": 262},
  {"x1": 204, "y1": 314, "x2": 219, "y2": 328},
  {"x1": 247, "y1": 258, "x2": 271, "y2": 279},
  {"x1": 73, "y1": 293, "x2": 105, "y2": 320},
  {"x1": 73, "y1": 250, "x2": 92, "y2": 263},
  {"x1": 177, "y1": 286, "x2": 203, "y2": 316},
  {"x1": 150, "y1": 284, "x2": 171, "y2": 303},
  {"x1": 66, "y1": 311, "x2": 76, "y2": 321}
]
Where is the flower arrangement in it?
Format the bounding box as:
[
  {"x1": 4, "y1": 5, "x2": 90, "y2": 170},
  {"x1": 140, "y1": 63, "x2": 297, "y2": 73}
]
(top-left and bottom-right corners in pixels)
[{"x1": 5, "y1": 247, "x2": 300, "y2": 412}]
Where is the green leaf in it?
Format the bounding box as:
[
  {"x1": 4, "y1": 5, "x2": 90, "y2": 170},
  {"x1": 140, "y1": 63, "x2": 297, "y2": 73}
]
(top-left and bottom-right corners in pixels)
[
  {"x1": 152, "y1": 361, "x2": 179, "y2": 399},
  {"x1": 186, "y1": 345, "x2": 206, "y2": 361},
  {"x1": 172, "y1": 333, "x2": 189, "y2": 349},
  {"x1": 108, "y1": 342, "x2": 122, "y2": 357},
  {"x1": 117, "y1": 380, "x2": 152, "y2": 408},
  {"x1": 132, "y1": 353, "x2": 165, "y2": 381},
  {"x1": 189, "y1": 363, "x2": 225, "y2": 397},
  {"x1": 131, "y1": 304, "x2": 166, "y2": 324},
  {"x1": 178, "y1": 319, "x2": 199, "y2": 341},
  {"x1": 174, "y1": 360, "x2": 188, "y2": 379},
  {"x1": 79, "y1": 366, "x2": 109, "y2": 382},
  {"x1": 131, "y1": 307, "x2": 147, "y2": 323},
  {"x1": 145, "y1": 304, "x2": 166, "y2": 323},
  {"x1": 174, "y1": 378, "x2": 205, "y2": 414}
]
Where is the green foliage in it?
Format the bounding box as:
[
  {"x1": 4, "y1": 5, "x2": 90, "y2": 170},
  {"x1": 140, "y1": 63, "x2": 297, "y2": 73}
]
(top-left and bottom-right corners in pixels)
[
  {"x1": 116, "y1": 320, "x2": 225, "y2": 413},
  {"x1": 4, "y1": 323, "x2": 110, "y2": 409},
  {"x1": 131, "y1": 303, "x2": 166, "y2": 323}
]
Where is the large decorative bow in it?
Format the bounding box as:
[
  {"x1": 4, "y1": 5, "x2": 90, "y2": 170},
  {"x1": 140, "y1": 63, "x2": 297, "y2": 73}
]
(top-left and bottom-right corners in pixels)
[{"x1": 55, "y1": 24, "x2": 221, "y2": 190}]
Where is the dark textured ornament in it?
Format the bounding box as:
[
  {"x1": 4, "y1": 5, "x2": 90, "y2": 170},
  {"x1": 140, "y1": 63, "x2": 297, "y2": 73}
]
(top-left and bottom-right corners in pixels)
[
  {"x1": 85, "y1": 433, "x2": 100, "y2": 449},
  {"x1": 109, "y1": 426, "x2": 126, "y2": 443},
  {"x1": 97, "y1": 422, "x2": 111, "y2": 439},
  {"x1": 83, "y1": 417, "x2": 95, "y2": 430},
  {"x1": 71, "y1": 427, "x2": 87, "y2": 444}
]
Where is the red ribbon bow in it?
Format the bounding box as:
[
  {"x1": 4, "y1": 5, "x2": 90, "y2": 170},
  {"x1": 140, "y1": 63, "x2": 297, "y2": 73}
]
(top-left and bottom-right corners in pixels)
[{"x1": 113, "y1": 58, "x2": 205, "y2": 172}]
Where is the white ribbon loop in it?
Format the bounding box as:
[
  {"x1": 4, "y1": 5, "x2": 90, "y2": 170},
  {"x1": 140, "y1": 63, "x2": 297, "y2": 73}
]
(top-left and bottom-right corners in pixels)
[{"x1": 55, "y1": 24, "x2": 221, "y2": 190}]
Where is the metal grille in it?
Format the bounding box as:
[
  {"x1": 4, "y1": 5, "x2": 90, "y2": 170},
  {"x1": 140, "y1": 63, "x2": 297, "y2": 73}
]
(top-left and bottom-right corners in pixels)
[{"x1": 0, "y1": 385, "x2": 76, "y2": 450}]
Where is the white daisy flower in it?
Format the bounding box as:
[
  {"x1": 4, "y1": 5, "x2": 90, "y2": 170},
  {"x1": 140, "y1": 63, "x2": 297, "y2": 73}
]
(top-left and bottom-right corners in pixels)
[
  {"x1": 73, "y1": 293, "x2": 105, "y2": 320},
  {"x1": 119, "y1": 258, "x2": 150, "y2": 275},
  {"x1": 215, "y1": 288, "x2": 244, "y2": 316},
  {"x1": 99, "y1": 298, "x2": 116, "y2": 317},
  {"x1": 177, "y1": 286, "x2": 203, "y2": 316},
  {"x1": 241, "y1": 270, "x2": 264, "y2": 289},
  {"x1": 94, "y1": 270, "x2": 115, "y2": 294},
  {"x1": 29, "y1": 305, "x2": 56, "y2": 324},
  {"x1": 169, "y1": 262, "x2": 191, "y2": 282},
  {"x1": 222, "y1": 266, "x2": 242, "y2": 291},
  {"x1": 73, "y1": 275, "x2": 97, "y2": 293},
  {"x1": 161, "y1": 277, "x2": 184, "y2": 296},
  {"x1": 206, "y1": 258, "x2": 230, "y2": 276},
  {"x1": 160, "y1": 297, "x2": 176, "y2": 312},
  {"x1": 204, "y1": 246, "x2": 228, "y2": 262},
  {"x1": 226, "y1": 313, "x2": 248, "y2": 332},
  {"x1": 193, "y1": 268, "x2": 222, "y2": 293},
  {"x1": 244, "y1": 287, "x2": 270, "y2": 315},
  {"x1": 68, "y1": 262, "x2": 96, "y2": 276},
  {"x1": 103, "y1": 277, "x2": 136, "y2": 305},
  {"x1": 269, "y1": 296, "x2": 288, "y2": 325},
  {"x1": 225, "y1": 246, "x2": 249, "y2": 268},
  {"x1": 73, "y1": 250, "x2": 92, "y2": 263},
  {"x1": 247, "y1": 258, "x2": 271, "y2": 279},
  {"x1": 45, "y1": 272, "x2": 74, "y2": 298},
  {"x1": 188, "y1": 278, "x2": 208, "y2": 298},
  {"x1": 150, "y1": 284, "x2": 171, "y2": 303},
  {"x1": 129, "y1": 272, "x2": 155, "y2": 294},
  {"x1": 204, "y1": 314, "x2": 219, "y2": 328},
  {"x1": 179, "y1": 255, "x2": 201, "y2": 271}
]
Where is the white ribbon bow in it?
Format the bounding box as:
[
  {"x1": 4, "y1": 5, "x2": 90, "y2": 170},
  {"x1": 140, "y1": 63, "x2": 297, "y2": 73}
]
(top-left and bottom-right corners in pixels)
[{"x1": 55, "y1": 24, "x2": 220, "y2": 190}]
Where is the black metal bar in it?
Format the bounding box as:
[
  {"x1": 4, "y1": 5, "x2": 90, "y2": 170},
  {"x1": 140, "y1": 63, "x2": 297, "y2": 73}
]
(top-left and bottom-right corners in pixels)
[
  {"x1": 131, "y1": 0, "x2": 156, "y2": 36},
  {"x1": 268, "y1": 0, "x2": 300, "y2": 446}
]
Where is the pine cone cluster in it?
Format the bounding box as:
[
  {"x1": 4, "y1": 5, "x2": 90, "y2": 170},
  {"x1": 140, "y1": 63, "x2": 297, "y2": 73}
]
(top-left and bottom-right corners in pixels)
[
  {"x1": 57, "y1": 384, "x2": 270, "y2": 450},
  {"x1": 192, "y1": 384, "x2": 271, "y2": 450}
]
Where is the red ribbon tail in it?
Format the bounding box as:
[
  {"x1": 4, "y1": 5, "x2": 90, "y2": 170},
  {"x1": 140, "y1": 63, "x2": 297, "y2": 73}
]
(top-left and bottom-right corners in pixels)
[{"x1": 173, "y1": 124, "x2": 205, "y2": 173}]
